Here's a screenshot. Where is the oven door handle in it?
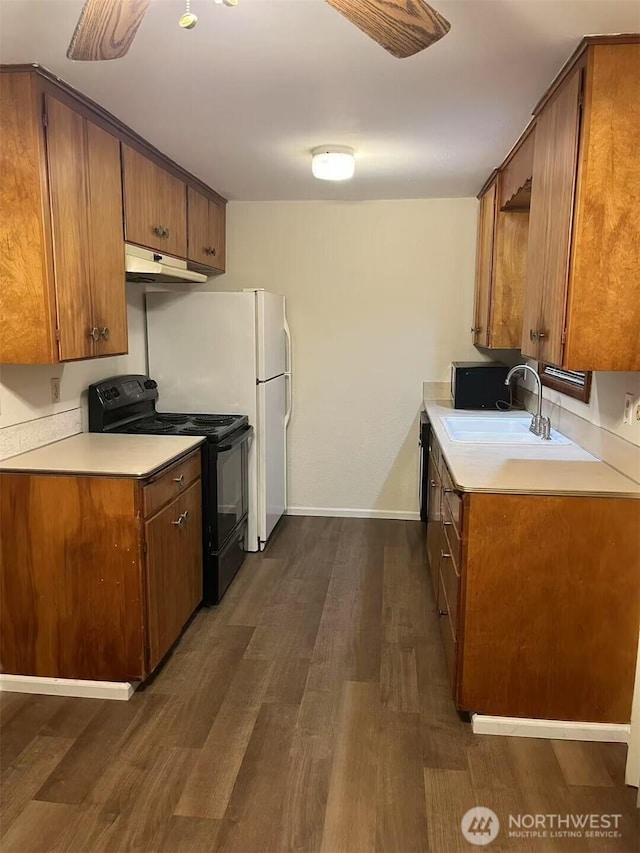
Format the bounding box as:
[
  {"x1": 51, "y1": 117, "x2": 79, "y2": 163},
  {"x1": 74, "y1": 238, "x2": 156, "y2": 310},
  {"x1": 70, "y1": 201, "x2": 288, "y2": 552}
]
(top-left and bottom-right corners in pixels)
[{"x1": 216, "y1": 425, "x2": 254, "y2": 452}]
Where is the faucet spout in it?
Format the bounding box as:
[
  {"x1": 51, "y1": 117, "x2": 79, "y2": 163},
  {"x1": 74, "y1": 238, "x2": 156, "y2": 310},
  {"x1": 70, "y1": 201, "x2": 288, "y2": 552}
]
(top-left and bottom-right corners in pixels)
[{"x1": 504, "y1": 364, "x2": 551, "y2": 439}]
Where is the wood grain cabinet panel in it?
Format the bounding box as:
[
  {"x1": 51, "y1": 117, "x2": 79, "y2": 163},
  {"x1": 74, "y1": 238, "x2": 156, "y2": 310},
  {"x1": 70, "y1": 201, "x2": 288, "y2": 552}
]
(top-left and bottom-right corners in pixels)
[
  {"x1": 0, "y1": 451, "x2": 203, "y2": 683},
  {"x1": 145, "y1": 481, "x2": 203, "y2": 672},
  {"x1": 122, "y1": 145, "x2": 187, "y2": 258},
  {"x1": 472, "y1": 172, "x2": 529, "y2": 350},
  {"x1": 0, "y1": 75, "x2": 127, "y2": 363},
  {"x1": 523, "y1": 40, "x2": 640, "y2": 370},
  {"x1": 187, "y1": 187, "x2": 226, "y2": 272},
  {"x1": 472, "y1": 180, "x2": 496, "y2": 347},
  {"x1": 425, "y1": 429, "x2": 640, "y2": 724},
  {"x1": 522, "y1": 68, "x2": 582, "y2": 364}
]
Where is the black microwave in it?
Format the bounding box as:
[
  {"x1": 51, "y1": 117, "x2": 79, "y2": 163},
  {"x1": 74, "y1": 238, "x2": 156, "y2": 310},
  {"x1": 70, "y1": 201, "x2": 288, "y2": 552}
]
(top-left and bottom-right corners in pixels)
[{"x1": 450, "y1": 361, "x2": 510, "y2": 410}]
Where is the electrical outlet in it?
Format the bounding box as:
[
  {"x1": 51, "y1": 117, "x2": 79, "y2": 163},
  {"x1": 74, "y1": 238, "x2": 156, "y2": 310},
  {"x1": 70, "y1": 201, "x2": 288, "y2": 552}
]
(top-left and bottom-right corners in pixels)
[
  {"x1": 50, "y1": 378, "x2": 61, "y2": 404},
  {"x1": 623, "y1": 393, "x2": 635, "y2": 425},
  {"x1": 636, "y1": 402, "x2": 640, "y2": 423}
]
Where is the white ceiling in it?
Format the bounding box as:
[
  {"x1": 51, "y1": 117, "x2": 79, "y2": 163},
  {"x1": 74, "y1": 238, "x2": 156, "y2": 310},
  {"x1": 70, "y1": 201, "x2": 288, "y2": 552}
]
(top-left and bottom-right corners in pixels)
[{"x1": 1, "y1": 0, "x2": 638, "y2": 200}]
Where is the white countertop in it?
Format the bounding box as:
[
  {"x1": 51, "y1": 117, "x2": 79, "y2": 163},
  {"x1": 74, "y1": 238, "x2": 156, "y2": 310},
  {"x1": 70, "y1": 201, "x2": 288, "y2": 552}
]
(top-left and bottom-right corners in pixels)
[
  {"x1": 424, "y1": 400, "x2": 640, "y2": 499},
  {"x1": 0, "y1": 433, "x2": 205, "y2": 478}
]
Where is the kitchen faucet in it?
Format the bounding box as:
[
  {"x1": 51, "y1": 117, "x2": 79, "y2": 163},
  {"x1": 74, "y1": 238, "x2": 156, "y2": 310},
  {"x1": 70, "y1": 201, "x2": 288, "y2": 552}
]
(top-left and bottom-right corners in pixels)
[{"x1": 505, "y1": 364, "x2": 551, "y2": 440}]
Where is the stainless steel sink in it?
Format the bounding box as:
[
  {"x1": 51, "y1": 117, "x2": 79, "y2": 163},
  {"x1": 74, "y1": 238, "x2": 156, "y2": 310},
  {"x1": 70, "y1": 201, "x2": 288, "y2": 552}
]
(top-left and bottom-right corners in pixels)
[{"x1": 442, "y1": 416, "x2": 573, "y2": 446}]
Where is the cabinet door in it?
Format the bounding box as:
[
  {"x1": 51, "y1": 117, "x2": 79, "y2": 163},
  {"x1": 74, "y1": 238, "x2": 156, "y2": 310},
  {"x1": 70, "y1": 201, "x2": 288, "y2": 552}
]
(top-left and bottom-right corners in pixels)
[
  {"x1": 145, "y1": 481, "x2": 203, "y2": 672},
  {"x1": 122, "y1": 145, "x2": 187, "y2": 258},
  {"x1": 523, "y1": 69, "x2": 582, "y2": 363},
  {"x1": 187, "y1": 188, "x2": 226, "y2": 272},
  {"x1": 86, "y1": 120, "x2": 127, "y2": 356},
  {"x1": 45, "y1": 96, "x2": 94, "y2": 361},
  {"x1": 472, "y1": 181, "x2": 496, "y2": 347},
  {"x1": 208, "y1": 199, "x2": 226, "y2": 272}
]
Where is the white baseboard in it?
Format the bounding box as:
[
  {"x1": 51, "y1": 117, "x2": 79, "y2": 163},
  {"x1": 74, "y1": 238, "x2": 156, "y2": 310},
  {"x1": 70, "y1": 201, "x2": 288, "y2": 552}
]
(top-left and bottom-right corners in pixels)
[
  {"x1": 472, "y1": 714, "x2": 630, "y2": 744},
  {"x1": 286, "y1": 506, "x2": 421, "y2": 521},
  {"x1": 0, "y1": 674, "x2": 137, "y2": 701}
]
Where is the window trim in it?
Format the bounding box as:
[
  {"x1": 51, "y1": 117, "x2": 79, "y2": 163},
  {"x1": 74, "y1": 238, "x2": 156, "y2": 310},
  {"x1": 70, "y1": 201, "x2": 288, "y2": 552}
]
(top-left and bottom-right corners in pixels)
[{"x1": 539, "y1": 363, "x2": 592, "y2": 403}]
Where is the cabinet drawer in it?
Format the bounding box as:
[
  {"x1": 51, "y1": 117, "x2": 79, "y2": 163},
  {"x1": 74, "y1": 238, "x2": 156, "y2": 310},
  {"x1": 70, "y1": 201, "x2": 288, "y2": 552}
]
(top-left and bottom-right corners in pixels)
[
  {"x1": 439, "y1": 545, "x2": 460, "y2": 636},
  {"x1": 143, "y1": 451, "x2": 201, "y2": 518},
  {"x1": 437, "y1": 571, "x2": 457, "y2": 691},
  {"x1": 442, "y1": 465, "x2": 462, "y2": 537},
  {"x1": 442, "y1": 498, "x2": 462, "y2": 569}
]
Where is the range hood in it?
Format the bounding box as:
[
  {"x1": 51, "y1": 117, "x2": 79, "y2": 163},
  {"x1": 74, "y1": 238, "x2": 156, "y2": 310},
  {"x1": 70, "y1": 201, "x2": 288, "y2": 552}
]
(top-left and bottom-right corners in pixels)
[{"x1": 125, "y1": 244, "x2": 208, "y2": 284}]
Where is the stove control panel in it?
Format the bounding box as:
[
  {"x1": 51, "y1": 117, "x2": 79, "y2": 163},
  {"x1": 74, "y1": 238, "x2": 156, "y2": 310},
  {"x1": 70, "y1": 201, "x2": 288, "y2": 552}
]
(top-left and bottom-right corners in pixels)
[{"x1": 88, "y1": 375, "x2": 160, "y2": 431}]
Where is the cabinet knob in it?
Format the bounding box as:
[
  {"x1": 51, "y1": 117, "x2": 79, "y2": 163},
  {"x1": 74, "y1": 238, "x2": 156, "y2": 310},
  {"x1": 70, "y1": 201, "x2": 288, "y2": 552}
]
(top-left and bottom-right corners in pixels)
[
  {"x1": 529, "y1": 329, "x2": 538, "y2": 340},
  {"x1": 164, "y1": 228, "x2": 170, "y2": 239},
  {"x1": 100, "y1": 326, "x2": 110, "y2": 341},
  {"x1": 441, "y1": 549, "x2": 452, "y2": 560},
  {"x1": 438, "y1": 608, "x2": 448, "y2": 618},
  {"x1": 471, "y1": 326, "x2": 480, "y2": 334},
  {"x1": 154, "y1": 226, "x2": 163, "y2": 237},
  {"x1": 537, "y1": 330, "x2": 547, "y2": 339},
  {"x1": 88, "y1": 327, "x2": 100, "y2": 341}
]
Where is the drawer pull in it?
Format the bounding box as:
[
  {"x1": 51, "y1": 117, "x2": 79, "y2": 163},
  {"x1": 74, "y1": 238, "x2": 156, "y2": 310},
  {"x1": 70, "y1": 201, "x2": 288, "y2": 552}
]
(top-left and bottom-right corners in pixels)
[
  {"x1": 88, "y1": 326, "x2": 100, "y2": 341},
  {"x1": 172, "y1": 510, "x2": 189, "y2": 527},
  {"x1": 438, "y1": 608, "x2": 448, "y2": 617},
  {"x1": 441, "y1": 549, "x2": 451, "y2": 560},
  {"x1": 173, "y1": 474, "x2": 185, "y2": 486},
  {"x1": 444, "y1": 487, "x2": 455, "y2": 495},
  {"x1": 443, "y1": 520, "x2": 453, "y2": 527},
  {"x1": 430, "y1": 479, "x2": 436, "y2": 487}
]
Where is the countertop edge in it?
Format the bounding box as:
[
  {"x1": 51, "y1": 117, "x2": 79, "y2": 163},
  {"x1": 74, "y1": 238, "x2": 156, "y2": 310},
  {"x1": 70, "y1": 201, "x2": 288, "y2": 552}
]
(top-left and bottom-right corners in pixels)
[
  {"x1": 0, "y1": 438, "x2": 205, "y2": 479},
  {"x1": 423, "y1": 400, "x2": 640, "y2": 500}
]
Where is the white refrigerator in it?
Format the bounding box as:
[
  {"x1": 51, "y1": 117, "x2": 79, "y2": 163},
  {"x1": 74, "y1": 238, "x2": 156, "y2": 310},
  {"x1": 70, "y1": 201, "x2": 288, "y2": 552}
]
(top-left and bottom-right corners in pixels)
[{"x1": 145, "y1": 290, "x2": 292, "y2": 552}]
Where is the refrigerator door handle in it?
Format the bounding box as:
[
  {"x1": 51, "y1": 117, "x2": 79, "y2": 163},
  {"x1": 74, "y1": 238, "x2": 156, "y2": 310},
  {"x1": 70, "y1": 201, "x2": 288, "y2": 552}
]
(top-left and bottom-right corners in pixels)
[
  {"x1": 284, "y1": 310, "x2": 292, "y2": 374},
  {"x1": 284, "y1": 308, "x2": 293, "y2": 429},
  {"x1": 284, "y1": 372, "x2": 292, "y2": 429}
]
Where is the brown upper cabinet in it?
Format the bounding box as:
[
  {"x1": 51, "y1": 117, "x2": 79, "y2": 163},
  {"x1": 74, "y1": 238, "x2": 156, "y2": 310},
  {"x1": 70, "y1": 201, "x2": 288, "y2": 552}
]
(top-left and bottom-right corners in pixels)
[
  {"x1": 523, "y1": 39, "x2": 640, "y2": 370},
  {"x1": 0, "y1": 74, "x2": 127, "y2": 363},
  {"x1": 122, "y1": 145, "x2": 188, "y2": 258},
  {"x1": 0, "y1": 64, "x2": 227, "y2": 364},
  {"x1": 472, "y1": 122, "x2": 533, "y2": 349},
  {"x1": 187, "y1": 187, "x2": 226, "y2": 273}
]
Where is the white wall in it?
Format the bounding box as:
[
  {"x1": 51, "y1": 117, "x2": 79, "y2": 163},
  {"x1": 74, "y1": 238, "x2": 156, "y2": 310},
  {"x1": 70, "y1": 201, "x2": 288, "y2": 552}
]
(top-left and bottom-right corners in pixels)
[
  {"x1": 0, "y1": 286, "x2": 147, "y2": 458},
  {"x1": 207, "y1": 199, "x2": 479, "y2": 517}
]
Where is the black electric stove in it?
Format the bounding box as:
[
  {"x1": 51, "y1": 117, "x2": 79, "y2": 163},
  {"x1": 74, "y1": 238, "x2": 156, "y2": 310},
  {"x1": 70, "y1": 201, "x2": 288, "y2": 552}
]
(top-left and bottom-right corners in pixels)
[{"x1": 88, "y1": 374, "x2": 253, "y2": 604}]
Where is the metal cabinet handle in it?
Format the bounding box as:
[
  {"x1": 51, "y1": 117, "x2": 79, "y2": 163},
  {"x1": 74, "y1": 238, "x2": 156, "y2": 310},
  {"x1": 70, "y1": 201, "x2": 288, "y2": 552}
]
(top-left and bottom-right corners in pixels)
[
  {"x1": 530, "y1": 329, "x2": 539, "y2": 341},
  {"x1": 154, "y1": 225, "x2": 164, "y2": 237},
  {"x1": 164, "y1": 228, "x2": 170, "y2": 238},
  {"x1": 88, "y1": 327, "x2": 100, "y2": 341},
  {"x1": 430, "y1": 479, "x2": 436, "y2": 488},
  {"x1": 173, "y1": 474, "x2": 185, "y2": 486},
  {"x1": 204, "y1": 246, "x2": 217, "y2": 257},
  {"x1": 441, "y1": 549, "x2": 451, "y2": 560},
  {"x1": 470, "y1": 326, "x2": 480, "y2": 334},
  {"x1": 172, "y1": 510, "x2": 189, "y2": 527},
  {"x1": 438, "y1": 608, "x2": 448, "y2": 617},
  {"x1": 443, "y1": 521, "x2": 453, "y2": 527},
  {"x1": 537, "y1": 330, "x2": 546, "y2": 339},
  {"x1": 100, "y1": 326, "x2": 110, "y2": 341}
]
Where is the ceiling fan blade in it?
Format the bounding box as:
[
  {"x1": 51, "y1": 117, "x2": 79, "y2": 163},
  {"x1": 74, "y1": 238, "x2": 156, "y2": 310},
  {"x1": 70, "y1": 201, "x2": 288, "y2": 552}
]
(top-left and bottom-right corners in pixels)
[
  {"x1": 325, "y1": 0, "x2": 451, "y2": 58},
  {"x1": 67, "y1": 0, "x2": 150, "y2": 61}
]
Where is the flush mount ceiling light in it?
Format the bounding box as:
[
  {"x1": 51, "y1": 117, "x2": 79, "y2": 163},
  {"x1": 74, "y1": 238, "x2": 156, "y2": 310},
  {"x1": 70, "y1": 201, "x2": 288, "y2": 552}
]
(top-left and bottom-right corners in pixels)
[{"x1": 311, "y1": 146, "x2": 356, "y2": 182}]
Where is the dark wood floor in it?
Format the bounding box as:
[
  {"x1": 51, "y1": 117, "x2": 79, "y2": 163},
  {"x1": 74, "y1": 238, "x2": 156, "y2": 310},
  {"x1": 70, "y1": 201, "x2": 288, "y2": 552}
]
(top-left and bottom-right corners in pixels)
[{"x1": 0, "y1": 517, "x2": 638, "y2": 852}]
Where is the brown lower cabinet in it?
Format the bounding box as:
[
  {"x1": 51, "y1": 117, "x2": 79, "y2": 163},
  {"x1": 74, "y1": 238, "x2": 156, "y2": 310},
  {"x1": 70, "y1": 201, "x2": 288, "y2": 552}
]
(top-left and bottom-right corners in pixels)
[
  {"x1": 0, "y1": 450, "x2": 203, "y2": 682},
  {"x1": 425, "y1": 433, "x2": 640, "y2": 723}
]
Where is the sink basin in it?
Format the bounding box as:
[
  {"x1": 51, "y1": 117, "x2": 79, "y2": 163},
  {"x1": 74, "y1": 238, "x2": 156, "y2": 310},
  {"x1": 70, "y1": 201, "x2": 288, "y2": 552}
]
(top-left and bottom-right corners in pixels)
[{"x1": 442, "y1": 416, "x2": 573, "y2": 446}]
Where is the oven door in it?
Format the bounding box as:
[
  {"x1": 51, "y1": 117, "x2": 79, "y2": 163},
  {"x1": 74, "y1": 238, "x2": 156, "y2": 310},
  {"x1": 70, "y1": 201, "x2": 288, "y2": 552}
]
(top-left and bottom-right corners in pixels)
[{"x1": 210, "y1": 426, "x2": 252, "y2": 551}]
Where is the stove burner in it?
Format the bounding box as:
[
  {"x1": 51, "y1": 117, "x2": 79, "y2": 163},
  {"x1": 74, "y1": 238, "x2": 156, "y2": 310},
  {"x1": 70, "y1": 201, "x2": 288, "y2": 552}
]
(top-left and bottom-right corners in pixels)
[
  {"x1": 191, "y1": 415, "x2": 237, "y2": 426},
  {"x1": 156, "y1": 414, "x2": 190, "y2": 424},
  {"x1": 127, "y1": 419, "x2": 176, "y2": 434},
  {"x1": 180, "y1": 426, "x2": 223, "y2": 436}
]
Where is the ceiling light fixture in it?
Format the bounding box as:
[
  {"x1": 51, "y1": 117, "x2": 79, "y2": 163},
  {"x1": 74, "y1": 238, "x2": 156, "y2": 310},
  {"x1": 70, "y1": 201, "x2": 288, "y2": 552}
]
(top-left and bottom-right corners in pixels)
[{"x1": 311, "y1": 146, "x2": 356, "y2": 181}]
